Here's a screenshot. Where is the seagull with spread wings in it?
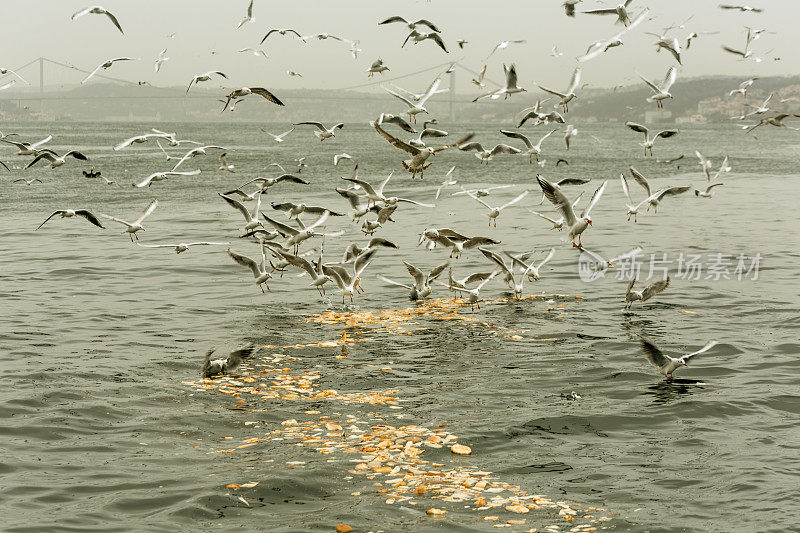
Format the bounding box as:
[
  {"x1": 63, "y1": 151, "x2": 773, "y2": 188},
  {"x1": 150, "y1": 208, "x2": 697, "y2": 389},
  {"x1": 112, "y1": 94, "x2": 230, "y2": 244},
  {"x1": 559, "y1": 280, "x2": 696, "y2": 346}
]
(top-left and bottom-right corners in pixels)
[
  {"x1": 294, "y1": 121, "x2": 344, "y2": 141},
  {"x1": 500, "y1": 128, "x2": 559, "y2": 163},
  {"x1": 639, "y1": 66, "x2": 678, "y2": 108},
  {"x1": 260, "y1": 28, "x2": 305, "y2": 44},
  {"x1": 378, "y1": 260, "x2": 449, "y2": 300},
  {"x1": 371, "y1": 121, "x2": 474, "y2": 179},
  {"x1": 538, "y1": 176, "x2": 607, "y2": 248},
  {"x1": 222, "y1": 87, "x2": 284, "y2": 112},
  {"x1": 228, "y1": 243, "x2": 272, "y2": 292},
  {"x1": 473, "y1": 64, "x2": 526, "y2": 102},
  {"x1": 81, "y1": 57, "x2": 137, "y2": 84},
  {"x1": 625, "y1": 121, "x2": 679, "y2": 156},
  {"x1": 624, "y1": 276, "x2": 670, "y2": 309},
  {"x1": 99, "y1": 199, "x2": 158, "y2": 241},
  {"x1": 465, "y1": 190, "x2": 529, "y2": 227},
  {"x1": 203, "y1": 346, "x2": 258, "y2": 378},
  {"x1": 458, "y1": 142, "x2": 521, "y2": 165},
  {"x1": 186, "y1": 71, "x2": 228, "y2": 93},
  {"x1": 640, "y1": 338, "x2": 719, "y2": 379},
  {"x1": 134, "y1": 169, "x2": 201, "y2": 188},
  {"x1": 582, "y1": 0, "x2": 635, "y2": 26},
  {"x1": 137, "y1": 241, "x2": 229, "y2": 254},
  {"x1": 36, "y1": 209, "x2": 104, "y2": 231},
  {"x1": 537, "y1": 68, "x2": 581, "y2": 113},
  {"x1": 26, "y1": 149, "x2": 89, "y2": 169},
  {"x1": 236, "y1": 0, "x2": 255, "y2": 28},
  {"x1": 71, "y1": 6, "x2": 124, "y2": 33}
]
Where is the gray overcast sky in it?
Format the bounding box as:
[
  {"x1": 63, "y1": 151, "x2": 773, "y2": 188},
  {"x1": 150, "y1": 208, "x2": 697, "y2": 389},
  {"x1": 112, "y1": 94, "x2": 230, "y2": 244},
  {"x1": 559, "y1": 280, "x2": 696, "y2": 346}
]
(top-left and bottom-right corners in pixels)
[{"x1": 1, "y1": 1, "x2": 795, "y2": 93}]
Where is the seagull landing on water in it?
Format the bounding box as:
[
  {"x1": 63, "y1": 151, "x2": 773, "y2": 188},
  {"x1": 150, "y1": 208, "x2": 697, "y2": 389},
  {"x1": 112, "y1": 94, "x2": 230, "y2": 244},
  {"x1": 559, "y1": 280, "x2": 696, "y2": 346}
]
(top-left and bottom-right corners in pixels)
[
  {"x1": 99, "y1": 199, "x2": 158, "y2": 241},
  {"x1": 640, "y1": 338, "x2": 718, "y2": 379},
  {"x1": 378, "y1": 260, "x2": 449, "y2": 300},
  {"x1": 624, "y1": 276, "x2": 670, "y2": 309},
  {"x1": 638, "y1": 66, "x2": 677, "y2": 108},
  {"x1": 203, "y1": 345, "x2": 259, "y2": 378},
  {"x1": 71, "y1": 6, "x2": 124, "y2": 33},
  {"x1": 228, "y1": 243, "x2": 272, "y2": 292}
]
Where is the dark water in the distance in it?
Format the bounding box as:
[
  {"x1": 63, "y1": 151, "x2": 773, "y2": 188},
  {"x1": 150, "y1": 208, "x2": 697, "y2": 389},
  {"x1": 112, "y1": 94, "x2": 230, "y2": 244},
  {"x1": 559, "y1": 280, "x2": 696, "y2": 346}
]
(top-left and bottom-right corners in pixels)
[{"x1": 2, "y1": 121, "x2": 799, "y2": 532}]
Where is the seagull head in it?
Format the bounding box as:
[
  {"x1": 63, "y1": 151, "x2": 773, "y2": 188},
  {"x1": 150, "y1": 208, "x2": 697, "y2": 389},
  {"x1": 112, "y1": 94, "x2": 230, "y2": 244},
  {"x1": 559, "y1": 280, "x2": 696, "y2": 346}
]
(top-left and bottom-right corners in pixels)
[{"x1": 586, "y1": 216, "x2": 593, "y2": 226}]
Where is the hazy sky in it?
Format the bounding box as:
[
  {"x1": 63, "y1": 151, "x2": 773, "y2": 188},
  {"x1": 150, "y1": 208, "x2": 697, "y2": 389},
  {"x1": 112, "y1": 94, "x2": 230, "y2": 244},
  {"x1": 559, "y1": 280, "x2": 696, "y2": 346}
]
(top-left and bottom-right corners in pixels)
[{"x1": 0, "y1": 1, "x2": 795, "y2": 93}]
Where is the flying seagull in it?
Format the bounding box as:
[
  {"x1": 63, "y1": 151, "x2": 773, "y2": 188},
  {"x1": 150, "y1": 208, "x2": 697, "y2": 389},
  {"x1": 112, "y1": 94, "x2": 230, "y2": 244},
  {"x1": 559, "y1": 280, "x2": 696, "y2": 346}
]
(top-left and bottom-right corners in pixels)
[
  {"x1": 36, "y1": 209, "x2": 104, "y2": 230},
  {"x1": 640, "y1": 338, "x2": 718, "y2": 379},
  {"x1": 71, "y1": 6, "x2": 124, "y2": 33}
]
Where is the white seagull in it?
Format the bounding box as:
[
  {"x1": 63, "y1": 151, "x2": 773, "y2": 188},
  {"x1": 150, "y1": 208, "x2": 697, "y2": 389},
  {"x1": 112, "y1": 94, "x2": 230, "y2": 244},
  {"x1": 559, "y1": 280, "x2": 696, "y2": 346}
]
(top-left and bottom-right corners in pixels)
[
  {"x1": 228, "y1": 243, "x2": 272, "y2": 292},
  {"x1": 219, "y1": 191, "x2": 263, "y2": 232},
  {"x1": 262, "y1": 127, "x2": 294, "y2": 143},
  {"x1": 695, "y1": 183, "x2": 725, "y2": 198},
  {"x1": 499, "y1": 128, "x2": 559, "y2": 163},
  {"x1": 625, "y1": 121, "x2": 679, "y2": 156},
  {"x1": 486, "y1": 40, "x2": 526, "y2": 59},
  {"x1": 2, "y1": 135, "x2": 53, "y2": 155},
  {"x1": 137, "y1": 241, "x2": 229, "y2": 254},
  {"x1": 378, "y1": 260, "x2": 449, "y2": 300},
  {"x1": 537, "y1": 175, "x2": 607, "y2": 248},
  {"x1": 154, "y1": 49, "x2": 169, "y2": 72},
  {"x1": 579, "y1": 9, "x2": 649, "y2": 62},
  {"x1": 458, "y1": 142, "x2": 521, "y2": 165},
  {"x1": 322, "y1": 249, "x2": 378, "y2": 303},
  {"x1": 186, "y1": 71, "x2": 228, "y2": 93},
  {"x1": 537, "y1": 68, "x2": 581, "y2": 112},
  {"x1": 639, "y1": 66, "x2": 677, "y2": 108},
  {"x1": 71, "y1": 6, "x2": 124, "y2": 33},
  {"x1": 640, "y1": 338, "x2": 719, "y2": 379},
  {"x1": 236, "y1": 0, "x2": 255, "y2": 29},
  {"x1": 582, "y1": 0, "x2": 635, "y2": 26},
  {"x1": 473, "y1": 64, "x2": 526, "y2": 102},
  {"x1": 26, "y1": 149, "x2": 89, "y2": 169},
  {"x1": 171, "y1": 145, "x2": 226, "y2": 171},
  {"x1": 134, "y1": 169, "x2": 201, "y2": 188},
  {"x1": 624, "y1": 276, "x2": 670, "y2": 309},
  {"x1": 294, "y1": 121, "x2": 344, "y2": 141},
  {"x1": 36, "y1": 209, "x2": 104, "y2": 230},
  {"x1": 99, "y1": 199, "x2": 159, "y2": 241},
  {"x1": 465, "y1": 190, "x2": 529, "y2": 226},
  {"x1": 81, "y1": 57, "x2": 137, "y2": 84}
]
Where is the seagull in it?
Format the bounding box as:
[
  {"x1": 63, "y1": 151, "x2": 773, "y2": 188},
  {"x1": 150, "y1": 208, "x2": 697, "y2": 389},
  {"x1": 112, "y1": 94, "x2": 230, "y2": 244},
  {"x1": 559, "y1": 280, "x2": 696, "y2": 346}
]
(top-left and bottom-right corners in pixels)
[
  {"x1": 238, "y1": 48, "x2": 269, "y2": 61},
  {"x1": 14, "y1": 178, "x2": 42, "y2": 186},
  {"x1": 628, "y1": 168, "x2": 691, "y2": 214},
  {"x1": 499, "y1": 128, "x2": 559, "y2": 163},
  {"x1": 516, "y1": 99, "x2": 565, "y2": 127},
  {"x1": 420, "y1": 230, "x2": 500, "y2": 259},
  {"x1": 222, "y1": 87, "x2": 284, "y2": 112},
  {"x1": 36, "y1": 209, "x2": 104, "y2": 230},
  {"x1": 367, "y1": 58, "x2": 390, "y2": 78},
  {"x1": 535, "y1": 177, "x2": 590, "y2": 205},
  {"x1": 639, "y1": 66, "x2": 677, "y2": 108},
  {"x1": 465, "y1": 190, "x2": 529, "y2": 227},
  {"x1": 134, "y1": 169, "x2": 201, "y2": 188},
  {"x1": 171, "y1": 145, "x2": 226, "y2": 171},
  {"x1": 729, "y1": 77, "x2": 758, "y2": 97},
  {"x1": 99, "y1": 199, "x2": 158, "y2": 241},
  {"x1": 294, "y1": 121, "x2": 344, "y2": 141},
  {"x1": 656, "y1": 154, "x2": 685, "y2": 164},
  {"x1": 263, "y1": 211, "x2": 341, "y2": 253},
  {"x1": 342, "y1": 237, "x2": 398, "y2": 263},
  {"x1": 342, "y1": 168, "x2": 434, "y2": 208},
  {"x1": 564, "y1": 125, "x2": 578, "y2": 149},
  {"x1": 287, "y1": 70, "x2": 303, "y2": 77},
  {"x1": 582, "y1": 0, "x2": 634, "y2": 26},
  {"x1": 648, "y1": 33, "x2": 683, "y2": 64},
  {"x1": 436, "y1": 166, "x2": 457, "y2": 199},
  {"x1": 271, "y1": 248, "x2": 333, "y2": 296},
  {"x1": 371, "y1": 121, "x2": 474, "y2": 179},
  {"x1": 695, "y1": 183, "x2": 725, "y2": 198},
  {"x1": 744, "y1": 113, "x2": 800, "y2": 133},
  {"x1": 578, "y1": 9, "x2": 650, "y2": 62},
  {"x1": 260, "y1": 28, "x2": 305, "y2": 44},
  {"x1": 271, "y1": 201, "x2": 343, "y2": 219},
  {"x1": 203, "y1": 345, "x2": 258, "y2": 378},
  {"x1": 719, "y1": 4, "x2": 763, "y2": 12},
  {"x1": 458, "y1": 142, "x2": 521, "y2": 165},
  {"x1": 0, "y1": 80, "x2": 15, "y2": 91},
  {"x1": 391, "y1": 76, "x2": 447, "y2": 104},
  {"x1": 537, "y1": 68, "x2": 581, "y2": 112},
  {"x1": 113, "y1": 132, "x2": 171, "y2": 151},
  {"x1": 151, "y1": 130, "x2": 202, "y2": 147},
  {"x1": 538, "y1": 175, "x2": 607, "y2": 248},
  {"x1": 402, "y1": 30, "x2": 448, "y2": 53},
  {"x1": 505, "y1": 248, "x2": 556, "y2": 282},
  {"x1": 239, "y1": 174, "x2": 309, "y2": 191},
  {"x1": 480, "y1": 248, "x2": 544, "y2": 298},
  {"x1": 154, "y1": 49, "x2": 169, "y2": 72},
  {"x1": 473, "y1": 64, "x2": 526, "y2": 102},
  {"x1": 528, "y1": 192, "x2": 584, "y2": 229},
  {"x1": 437, "y1": 271, "x2": 497, "y2": 310},
  {"x1": 218, "y1": 153, "x2": 235, "y2": 173},
  {"x1": 81, "y1": 57, "x2": 137, "y2": 84},
  {"x1": 695, "y1": 152, "x2": 730, "y2": 181},
  {"x1": 625, "y1": 276, "x2": 670, "y2": 309},
  {"x1": 1, "y1": 135, "x2": 53, "y2": 155},
  {"x1": 262, "y1": 127, "x2": 294, "y2": 143},
  {"x1": 360, "y1": 204, "x2": 397, "y2": 235},
  {"x1": 71, "y1": 6, "x2": 124, "y2": 33},
  {"x1": 472, "y1": 65, "x2": 487, "y2": 88},
  {"x1": 301, "y1": 33, "x2": 343, "y2": 42},
  {"x1": 336, "y1": 187, "x2": 383, "y2": 222},
  {"x1": 486, "y1": 40, "x2": 526, "y2": 59},
  {"x1": 219, "y1": 191, "x2": 263, "y2": 232},
  {"x1": 0, "y1": 67, "x2": 29, "y2": 84},
  {"x1": 745, "y1": 92, "x2": 773, "y2": 115},
  {"x1": 551, "y1": 45, "x2": 564, "y2": 57},
  {"x1": 345, "y1": 39, "x2": 362, "y2": 59},
  {"x1": 444, "y1": 268, "x2": 495, "y2": 298},
  {"x1": 378, "y1": 16, "x2": 440, "y2": 32},
  {"x1": 457, "y1": 39, "x2": 468, "y2": 48},
  {"x1": 294, "y1": 158, "x2": 308, "y2": 173},
  {"x1": 640, "y1": 338, "x2": 719, "y2": 379},
  {"x1": 378, "y1": 260, "x2": 449, "y2": 300},
  {"x1": 453, "y1": 185, "x2": 516, "y2": 198},
  {"x1": 409, "y1": 120, "x2": 448, "y2": 148},
  {"x1": 26, "y1": 149, "x2": 89, "y2": 169},
  {"x1": 236, "y1": 0, "x2": 255, "y2": 28},
  {"x1": 321, "y1": 249, "x2": 377, "y2": 304},
  {"x1": 137, "y1": 241, "x2": 229, "y2": 254},
  {"x1": 383, "y1": 83, "x2": 439, "y2": 123},
  {"x1": 378, "y1": 113, "x2": 417, "y2": 133},
  {"x1": 625, "y1": 121, "x2": 679, "y2": 156},
  {"x1": 228, "y1": 243, "x2": 272, "y2": 292},
  {"x1": 331, "y1": 153, "x2": 352, "y2": 167},
  {"x1": 187, "y1": 71, "x2": 228, "y2": 93}
]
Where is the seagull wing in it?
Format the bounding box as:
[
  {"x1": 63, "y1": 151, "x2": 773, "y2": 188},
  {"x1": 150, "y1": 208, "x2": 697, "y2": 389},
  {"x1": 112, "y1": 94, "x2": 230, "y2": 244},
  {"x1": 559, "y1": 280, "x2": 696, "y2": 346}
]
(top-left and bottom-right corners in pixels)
[
  {"x1": 527, "y1": 209, "x2": 561, "y2": 226},
  {"x1": 384, "y1": 87, "x2": 416, "y2": 108},
  {"x1": 641, "y1": 338, "x2": 671, "y2": 369},
  {"x1": 377, "y1": 275, "x2": 413, "y2": 291},
  {"x1": 479, "y1": 248, "x2": 512, "y2": 277},
  {"x1": 219, "y1": 193, "x2": 253, "y2": 221},
  {"x1": 70, "y1": 6, "x2": 93, "y2": 19},
  {"x1": 104, "y1": 10, "x2": 124, "y2": 34},
  {"x1": 681, "y1": 341, "x2": 719, "y2": 364},
  {"x1": 275, "y1": 174, "x2": 309, "y2": 184},
  {"x1": 134, "y1": 199, "x2": 158, "y2": 224},
  {"x1": 81, "y1": 62, "x2": 105, "y2": 84},
  {"x1": 641, "y1": 276, "x2": 670, "y2": 302},
  {"x1": 581, "y1": 180, "x2": 607, "y2": 218},
  {"x1": 261, "y1": 214, "x2": 299, "y2": 236},
  {"x1": 490, "y1": 144, "x2": 521, "y2": 156},
  {"x1": 629, "y1": 167, "x2": 651, "y2": 197},
  {"x1": 537, "y1": 84, "x2": 567, "y2": 99},
  {"x1": 25, "y1": 152, "x2": 56, "y2": 169},
  {"x1": 466, "y1": 191, "x2": 492, "y2": 209},
  {"x1": 660, "y1": 66, "x2": 678, "y2": 91},
  {"x1": 626, "y1": 121, "x2": 649, "y2": 137},
  {"x1": 537, "y1": 175, "x2": 577, "y2": 227},
  {"x1": 500, "y1": 190, "x2": 529, "y2": 210},
  {"x1": 418, "y1": 77, "x2": 442, "y2": 106},
  {"x1": 432, "y1": 132, "x2": 475, "y2": 153},
  {"x1": 620, "y1": 174, "x2": 634, "y2": 204},
  {"x1": 228, "y1": 249, "x2": 262, "y2": 277},
  {"x1": 638, "y1": 73, "x2": 660, "y2": 93},
  {"x1": 294, "y1": 121, "x2": 326, "y2": 131},
  {"x1": 583, "y1": 8, "x2": 619, "y2": 15},
  {"x1": 415, "y1": 19, "x2": 441, "y2": 32},
  {"x1": 250, "y1": 87, "x2": 285, "y2": 106},
  {"x1": 654, "y1": 129, "x2": 679, "y2": 140},
  {"x1": 371, "y1": 121, "x2": 420, "y2": 155},
  {"x1": 428, "y1": 261, "x2": 450, "y2": 281},
  {"x1": 653, "y1": 186, "x2": 691, "y2": 201},
  {"x1": 566, "y1": 68, "x2": 582, "y2": 94},
  {"x1": 403, "y1": 261, "x2": 426, "y2": 287}
]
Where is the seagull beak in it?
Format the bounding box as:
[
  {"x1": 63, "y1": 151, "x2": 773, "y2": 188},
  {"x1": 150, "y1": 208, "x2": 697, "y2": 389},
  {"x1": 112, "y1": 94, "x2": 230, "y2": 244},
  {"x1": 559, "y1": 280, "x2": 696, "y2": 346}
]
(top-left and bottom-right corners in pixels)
[{"x1": 588, "y1": 220, "x2": 593, "y2": 226}]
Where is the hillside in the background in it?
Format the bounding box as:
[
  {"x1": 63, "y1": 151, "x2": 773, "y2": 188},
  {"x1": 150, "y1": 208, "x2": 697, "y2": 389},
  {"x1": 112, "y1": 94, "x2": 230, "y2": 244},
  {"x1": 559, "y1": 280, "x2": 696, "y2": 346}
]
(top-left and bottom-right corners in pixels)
[{"x1": 1, "y1": 74, "x2": 799, "y2": 124}]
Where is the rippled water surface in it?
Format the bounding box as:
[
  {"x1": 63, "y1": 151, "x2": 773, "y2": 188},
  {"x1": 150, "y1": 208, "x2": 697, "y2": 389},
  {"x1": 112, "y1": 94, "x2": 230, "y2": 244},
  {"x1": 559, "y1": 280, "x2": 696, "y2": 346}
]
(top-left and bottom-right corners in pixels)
[{"x1": 2, "y1": 121, "x2": 799, "y2": 532}]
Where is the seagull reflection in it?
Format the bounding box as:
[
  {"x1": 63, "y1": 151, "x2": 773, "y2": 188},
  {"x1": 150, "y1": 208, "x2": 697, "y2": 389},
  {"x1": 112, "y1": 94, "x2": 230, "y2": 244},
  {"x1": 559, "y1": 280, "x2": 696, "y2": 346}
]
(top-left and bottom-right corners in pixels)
[{"x1": 644, "y1": 378, "x2": 705, "y2": 405}]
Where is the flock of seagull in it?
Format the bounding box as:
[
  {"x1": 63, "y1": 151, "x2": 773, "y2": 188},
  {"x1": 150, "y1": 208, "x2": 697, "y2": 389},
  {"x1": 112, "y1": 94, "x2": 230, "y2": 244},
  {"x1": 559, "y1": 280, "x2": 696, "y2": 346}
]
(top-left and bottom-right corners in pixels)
[{"x1": 9, "y1": 2, "x2": 785, "y2": 378}]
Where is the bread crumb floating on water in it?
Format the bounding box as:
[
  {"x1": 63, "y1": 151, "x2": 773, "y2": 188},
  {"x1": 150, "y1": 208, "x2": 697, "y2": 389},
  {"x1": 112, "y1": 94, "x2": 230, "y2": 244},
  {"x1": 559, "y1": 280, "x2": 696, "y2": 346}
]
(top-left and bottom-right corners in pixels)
[
  {"x1": 426, "y1": 507, "x2": 447, "y2": 517},
  {"x1": 450, "y1": 444, "x2": 472, "y2": 455},
  {"x1": 335, "y1": 525, "x2": 353, "y2": 533}
]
